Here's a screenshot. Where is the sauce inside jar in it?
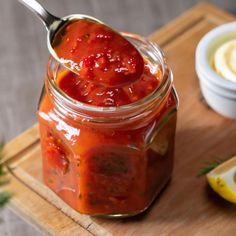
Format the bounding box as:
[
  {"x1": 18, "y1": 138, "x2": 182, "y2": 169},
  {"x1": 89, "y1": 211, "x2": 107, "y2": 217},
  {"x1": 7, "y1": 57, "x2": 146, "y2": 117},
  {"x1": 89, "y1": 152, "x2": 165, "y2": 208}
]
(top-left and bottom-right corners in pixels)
[
  {"x1": 38, "y1": 19, "x2": 177, "y2": 216},
  {"x1": 53, "y1": 19, "x2": 160, "y2": 106}
]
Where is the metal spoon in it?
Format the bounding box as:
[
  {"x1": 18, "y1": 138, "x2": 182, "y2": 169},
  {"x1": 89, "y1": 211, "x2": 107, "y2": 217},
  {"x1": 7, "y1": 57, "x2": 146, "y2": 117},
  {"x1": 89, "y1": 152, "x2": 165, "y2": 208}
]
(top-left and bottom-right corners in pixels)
[{"x1": 18, "y1": 0, "x2": 103, "y2": 65}]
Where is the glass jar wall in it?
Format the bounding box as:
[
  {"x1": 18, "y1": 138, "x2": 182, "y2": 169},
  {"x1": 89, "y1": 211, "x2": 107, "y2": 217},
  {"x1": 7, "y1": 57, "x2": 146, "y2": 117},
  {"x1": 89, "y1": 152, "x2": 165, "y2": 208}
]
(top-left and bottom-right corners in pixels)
[{"x1": 38, "y1": 34, "x2": 179, "y2": 217}]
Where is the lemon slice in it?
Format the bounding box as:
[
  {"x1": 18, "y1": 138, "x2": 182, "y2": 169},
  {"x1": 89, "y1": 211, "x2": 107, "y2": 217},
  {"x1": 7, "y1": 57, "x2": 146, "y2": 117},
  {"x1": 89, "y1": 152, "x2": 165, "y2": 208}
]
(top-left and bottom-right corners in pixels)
[{"x1": 206, "y1": 155, "x2": 236, "y2": 203}]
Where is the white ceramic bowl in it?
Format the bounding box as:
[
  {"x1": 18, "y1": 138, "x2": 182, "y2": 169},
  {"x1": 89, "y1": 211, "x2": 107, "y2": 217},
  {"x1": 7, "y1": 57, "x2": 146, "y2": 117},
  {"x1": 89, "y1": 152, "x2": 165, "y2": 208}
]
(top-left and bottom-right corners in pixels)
[{"x1": 196, "y1": 22, "x2": 236, "y2": 119}]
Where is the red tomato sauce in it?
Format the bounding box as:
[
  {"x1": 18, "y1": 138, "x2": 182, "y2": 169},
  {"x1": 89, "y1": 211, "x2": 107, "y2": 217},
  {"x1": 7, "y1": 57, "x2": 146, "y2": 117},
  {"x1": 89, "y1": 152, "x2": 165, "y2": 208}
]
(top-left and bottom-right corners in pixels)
[
  {"x1": 57, "y1": 65, "x2": 159, "y2": 106},
  {"x1": 39, "y1": 101, "x2": 176, "y2": 215},
  {"x1": 38, "y1": 19, "x2": 177, "y2": 216},
  {"x1": 53, "y1": 19, "x2": 144, "y2": 87},
  {"x1": 53, "y1": 19, "x2": 159, "y2": 106}
]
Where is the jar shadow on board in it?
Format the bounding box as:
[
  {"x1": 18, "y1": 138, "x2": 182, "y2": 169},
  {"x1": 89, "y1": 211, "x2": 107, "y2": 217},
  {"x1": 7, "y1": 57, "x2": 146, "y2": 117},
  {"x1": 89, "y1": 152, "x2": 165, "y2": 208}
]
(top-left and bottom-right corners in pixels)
[{"x1": 37, "y1": 33, "x2": 179, "y2": 218}]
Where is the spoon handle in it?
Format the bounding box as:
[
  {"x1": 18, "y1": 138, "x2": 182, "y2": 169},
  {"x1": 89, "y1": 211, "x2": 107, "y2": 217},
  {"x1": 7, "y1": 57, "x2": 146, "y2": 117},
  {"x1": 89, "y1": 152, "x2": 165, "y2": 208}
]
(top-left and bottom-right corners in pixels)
[{"x1": 18, "y1": 0, "x2": 59, "y2": 30}]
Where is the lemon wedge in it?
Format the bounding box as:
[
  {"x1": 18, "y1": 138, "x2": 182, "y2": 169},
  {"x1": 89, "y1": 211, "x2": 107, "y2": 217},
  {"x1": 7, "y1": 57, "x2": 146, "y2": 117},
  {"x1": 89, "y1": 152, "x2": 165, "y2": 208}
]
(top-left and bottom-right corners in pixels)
[{"x1": 206, "y1": 155, "x2": 236, "y2": 203}]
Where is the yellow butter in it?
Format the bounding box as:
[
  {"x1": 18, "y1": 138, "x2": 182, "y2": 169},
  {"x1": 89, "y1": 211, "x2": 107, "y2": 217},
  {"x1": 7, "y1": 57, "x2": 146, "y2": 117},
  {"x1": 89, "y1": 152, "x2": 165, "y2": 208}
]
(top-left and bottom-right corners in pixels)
[{"x1": 214, "y1": 39, "x2": 236, "y2": 83}]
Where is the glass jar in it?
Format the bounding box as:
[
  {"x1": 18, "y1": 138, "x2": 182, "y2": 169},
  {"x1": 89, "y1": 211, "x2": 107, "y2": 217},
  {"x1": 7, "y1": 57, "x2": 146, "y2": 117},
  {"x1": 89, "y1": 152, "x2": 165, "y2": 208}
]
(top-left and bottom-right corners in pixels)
[{"x1": 37, "y1": 33, "x2": 179, "y2": 218}]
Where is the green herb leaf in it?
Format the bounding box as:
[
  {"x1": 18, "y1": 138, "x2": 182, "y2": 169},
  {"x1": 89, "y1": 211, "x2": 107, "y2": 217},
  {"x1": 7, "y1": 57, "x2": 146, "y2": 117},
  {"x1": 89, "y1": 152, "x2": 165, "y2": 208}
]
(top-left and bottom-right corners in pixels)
[
  {"x1": 0, "y1": 140, "x2": 11, "y2": 208},
  {"x1": 197, "y1": 160, "x2": 223, "y2": 177},
  {"x1": 0, "y1": 192, "x2": 11, "y2": 207}
]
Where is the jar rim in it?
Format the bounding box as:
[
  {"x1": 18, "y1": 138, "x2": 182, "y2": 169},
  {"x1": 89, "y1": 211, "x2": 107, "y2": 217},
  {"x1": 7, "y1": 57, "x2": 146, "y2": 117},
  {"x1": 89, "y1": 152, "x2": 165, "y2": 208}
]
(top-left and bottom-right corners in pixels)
[{"x1": 47, "y1": 33, "x2": 173, "y2": 120}]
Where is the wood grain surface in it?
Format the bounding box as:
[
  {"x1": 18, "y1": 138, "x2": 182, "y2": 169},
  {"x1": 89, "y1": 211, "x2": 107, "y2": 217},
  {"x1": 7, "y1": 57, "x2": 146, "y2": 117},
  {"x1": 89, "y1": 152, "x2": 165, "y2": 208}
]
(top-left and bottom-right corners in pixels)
[{"x1": 1, "y1": 1, "x2": 236, "y2": 236}]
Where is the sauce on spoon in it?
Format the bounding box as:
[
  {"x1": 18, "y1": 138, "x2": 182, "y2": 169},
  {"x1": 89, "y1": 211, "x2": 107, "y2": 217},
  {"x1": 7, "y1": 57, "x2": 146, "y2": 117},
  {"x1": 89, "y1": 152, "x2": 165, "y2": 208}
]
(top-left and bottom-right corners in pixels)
[{"x1": 53, "y1": 19, "x2": 160, "y2": 106}]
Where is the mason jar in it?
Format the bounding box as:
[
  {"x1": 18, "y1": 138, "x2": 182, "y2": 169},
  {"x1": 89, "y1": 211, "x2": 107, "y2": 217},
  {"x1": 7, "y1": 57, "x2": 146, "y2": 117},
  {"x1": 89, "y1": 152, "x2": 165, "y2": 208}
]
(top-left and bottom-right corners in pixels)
[{"x1": 37, "y1": 33, "x2": 179, "y2": 217}]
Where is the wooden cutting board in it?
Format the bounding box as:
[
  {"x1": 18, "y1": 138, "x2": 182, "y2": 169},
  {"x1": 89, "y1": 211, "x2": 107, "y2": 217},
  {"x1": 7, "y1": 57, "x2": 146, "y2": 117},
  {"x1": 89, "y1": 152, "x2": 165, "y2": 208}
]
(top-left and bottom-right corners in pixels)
[{"x1": 3, "y1": 3, "x2": 236, "y2": 236}]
